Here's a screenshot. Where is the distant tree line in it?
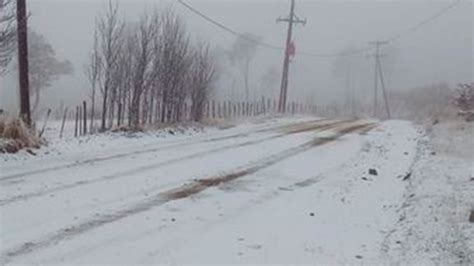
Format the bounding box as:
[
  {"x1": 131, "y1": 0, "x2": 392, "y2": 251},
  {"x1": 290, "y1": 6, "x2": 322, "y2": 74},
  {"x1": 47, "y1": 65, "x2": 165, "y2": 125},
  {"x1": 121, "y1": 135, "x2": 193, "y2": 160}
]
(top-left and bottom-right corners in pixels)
[{"x1": 87, "y1": 3, "x2": 217, "y2": 132}]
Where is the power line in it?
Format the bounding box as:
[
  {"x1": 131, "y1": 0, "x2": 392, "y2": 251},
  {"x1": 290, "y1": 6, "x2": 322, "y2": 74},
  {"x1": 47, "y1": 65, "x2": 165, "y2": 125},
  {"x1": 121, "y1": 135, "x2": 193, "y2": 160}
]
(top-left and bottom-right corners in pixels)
[
  {"x1": 383, "y1": 0, "x2": 462, "y2": 43},
  {"x1": 176, "y1": 0, "x2": 282, "y2": 51},
  {"x1": 176, "y1": 0, "x2": 462, "y2": 58},
  {"x1": 176, "y1": 0, "x2": 358, "y2": 58}
]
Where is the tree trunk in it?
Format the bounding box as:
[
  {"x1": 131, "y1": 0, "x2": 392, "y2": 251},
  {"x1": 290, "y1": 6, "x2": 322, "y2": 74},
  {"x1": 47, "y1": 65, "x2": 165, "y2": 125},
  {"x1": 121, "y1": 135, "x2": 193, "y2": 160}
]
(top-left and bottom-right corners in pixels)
[
  {"x1": 90, "y1": 85, "x2": 96, "y2": 133},
  {"x1": 244, "y1": 60, "x2": 250, "y2": 102},
  {"x1": 101, "y1": 85, "x2": 108, "y2": 131},
  {"x1": 160, "y1": 92, "x2": 168, "y2": 123}
]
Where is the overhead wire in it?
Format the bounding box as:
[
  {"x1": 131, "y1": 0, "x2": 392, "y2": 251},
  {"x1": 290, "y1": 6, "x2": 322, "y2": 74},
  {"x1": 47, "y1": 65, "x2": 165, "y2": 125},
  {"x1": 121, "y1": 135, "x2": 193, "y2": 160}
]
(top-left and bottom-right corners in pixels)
[
  {"x1": 176, "y1": 0, "x2": 463, "y2": 58},
  {"x1": 176, "y1": 0, "x2": 283, "y2": 51},
  {"x1": 382, "y1": 0, "x2": 462, "y2": 43}
]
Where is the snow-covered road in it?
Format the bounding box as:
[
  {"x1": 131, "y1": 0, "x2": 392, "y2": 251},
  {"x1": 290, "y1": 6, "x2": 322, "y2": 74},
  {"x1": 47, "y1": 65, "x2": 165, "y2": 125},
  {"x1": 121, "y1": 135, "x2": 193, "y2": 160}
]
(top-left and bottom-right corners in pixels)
[{"x1": 2, "y1": 117, "x2": 467, "y2": 265}]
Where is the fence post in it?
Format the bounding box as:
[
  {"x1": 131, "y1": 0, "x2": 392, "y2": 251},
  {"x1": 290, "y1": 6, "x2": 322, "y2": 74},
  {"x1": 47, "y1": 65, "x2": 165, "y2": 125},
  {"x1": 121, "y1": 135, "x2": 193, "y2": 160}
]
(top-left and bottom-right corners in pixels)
[
  {"x1": 39, "y1": 108, "x2": 51, "y2": 138},
  {"x1": 74, "y1": 106, "x2": 79, "y2": 137},
  {"x1": 60, "y1": 107, "x2": 68, "y2": 139}
]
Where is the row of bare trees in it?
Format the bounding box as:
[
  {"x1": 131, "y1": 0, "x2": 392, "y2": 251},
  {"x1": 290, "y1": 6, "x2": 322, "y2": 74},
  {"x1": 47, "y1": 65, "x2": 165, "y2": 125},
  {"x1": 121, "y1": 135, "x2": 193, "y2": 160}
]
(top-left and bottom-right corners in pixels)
[{"x1": 86, "y1": 3, "x2": 217, "y2": 132}]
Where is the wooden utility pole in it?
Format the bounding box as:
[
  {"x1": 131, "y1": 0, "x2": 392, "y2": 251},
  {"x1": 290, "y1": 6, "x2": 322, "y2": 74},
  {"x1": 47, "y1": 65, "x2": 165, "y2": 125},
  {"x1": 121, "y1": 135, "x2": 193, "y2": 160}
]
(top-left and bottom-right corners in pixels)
[
  {"x1": 370, "y1": 40, "x2": 391, "y2": 119},
  {"x1": 16, "y1": 0, "x2": 31, "y2": 126},
  {"x1": 277, "y1": 0, "x2": 306, "y2": 113}
]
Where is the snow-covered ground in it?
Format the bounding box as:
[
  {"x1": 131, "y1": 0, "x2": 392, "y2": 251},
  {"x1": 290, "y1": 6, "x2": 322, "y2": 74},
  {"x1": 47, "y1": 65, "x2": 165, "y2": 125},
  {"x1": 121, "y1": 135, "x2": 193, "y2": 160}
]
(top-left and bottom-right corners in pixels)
[
  {"x1": 381, "y1": 120, "x2": 474, "y2": 265},
  {"x1": 0, "y1": 116, "x2": 472, "y2": 265}
]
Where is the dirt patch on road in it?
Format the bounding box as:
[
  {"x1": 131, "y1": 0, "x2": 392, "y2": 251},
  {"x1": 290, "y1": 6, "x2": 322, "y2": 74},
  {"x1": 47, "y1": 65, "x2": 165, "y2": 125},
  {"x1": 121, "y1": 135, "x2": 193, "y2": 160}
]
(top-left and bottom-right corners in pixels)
[
  {"x1": 164, "y1": 122, "x2": 376, "y2": 203},
  {"x1": 281, "y1": 119, "x2": 353, "y2": 135}
]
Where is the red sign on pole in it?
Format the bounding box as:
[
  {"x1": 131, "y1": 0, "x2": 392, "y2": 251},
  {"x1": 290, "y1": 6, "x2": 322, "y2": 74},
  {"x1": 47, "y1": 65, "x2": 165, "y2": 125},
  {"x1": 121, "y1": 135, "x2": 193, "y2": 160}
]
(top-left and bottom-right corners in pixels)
[{"x1": 288, "y1": 41, "x2": 296, "y2": 58}]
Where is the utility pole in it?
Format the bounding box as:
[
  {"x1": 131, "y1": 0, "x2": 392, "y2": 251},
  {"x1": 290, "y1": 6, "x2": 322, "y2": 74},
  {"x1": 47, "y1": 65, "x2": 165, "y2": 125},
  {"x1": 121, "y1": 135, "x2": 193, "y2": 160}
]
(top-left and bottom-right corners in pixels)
[
  {"x1": 17, "y1": 0, "x2": 31, "y2": 126},
  {"x1": 277, "y1": 0, "x2": 306, "y2": 113},
  {"x1": 370, "y1": 40, "x2": 391, "y2": 119}
]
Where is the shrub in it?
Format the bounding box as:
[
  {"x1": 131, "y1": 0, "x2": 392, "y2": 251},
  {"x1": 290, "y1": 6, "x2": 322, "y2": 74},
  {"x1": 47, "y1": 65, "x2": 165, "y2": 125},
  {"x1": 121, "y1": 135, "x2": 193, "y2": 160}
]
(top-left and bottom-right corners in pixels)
[
  {"x1": 453, "y1": 83, "x2": 474, "y2": 112},
  {"x1": 0, "y1": 116, "x2": 43, "y2": 153}
]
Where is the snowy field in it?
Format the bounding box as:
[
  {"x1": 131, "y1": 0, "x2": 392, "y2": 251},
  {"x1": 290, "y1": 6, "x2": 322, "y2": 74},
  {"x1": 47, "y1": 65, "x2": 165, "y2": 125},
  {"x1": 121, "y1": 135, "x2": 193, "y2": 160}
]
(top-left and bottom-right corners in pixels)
[{"x1": 0, "y1": 116, "x2": 472, "y2": 265}]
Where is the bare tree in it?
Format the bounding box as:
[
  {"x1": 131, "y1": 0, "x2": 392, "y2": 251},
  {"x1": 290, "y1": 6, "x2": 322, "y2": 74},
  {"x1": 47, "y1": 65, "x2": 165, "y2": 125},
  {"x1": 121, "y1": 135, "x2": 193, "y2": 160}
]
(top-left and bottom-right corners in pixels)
[
  {"x1": 127, "y1": 12, "x2": 157, "y2": 128},
  {"x1": 189, "y1": 42, "x2": 216, "y2": 122},
  {"x1": 28, "y1": 31, "x2": 74, "y2": 113},
  {"x1": 114, "y1": 30, "x2": 132, "y2": 127},
  {"x1": 85, "y1": 29, "x2": 101, "y2": 132},
  {"x1": 229, "y1": 33, "x2": 261, "y2": 101},
  {"x1": 154, "y1": 10, "x2": 190, "y2": 123},
  {"x1": 96, "y1": 0, "x2": 124, "y2": 131},
  {"x1": 0, "y1": 0, "x2": 16, "y2": 72}
]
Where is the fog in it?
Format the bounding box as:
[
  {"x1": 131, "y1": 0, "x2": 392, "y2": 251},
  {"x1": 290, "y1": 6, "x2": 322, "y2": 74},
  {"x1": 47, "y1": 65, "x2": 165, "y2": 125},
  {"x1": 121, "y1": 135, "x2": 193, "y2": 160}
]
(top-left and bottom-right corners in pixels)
[{"x1": 1, "y1": 0, "x2": 472, "y2": 113}]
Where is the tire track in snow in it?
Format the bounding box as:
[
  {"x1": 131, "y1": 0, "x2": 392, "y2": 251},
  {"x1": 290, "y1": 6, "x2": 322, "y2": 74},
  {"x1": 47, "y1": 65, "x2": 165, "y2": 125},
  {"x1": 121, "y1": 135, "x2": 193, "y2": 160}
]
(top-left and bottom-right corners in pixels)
[
  {"x1": 123, "y1": 124, "x2": 379, "y2": 263},
  {"x1": 0, "y1": 122, "x2": 375, "y2": 263},
  {"x1": 0, "y1": 119, "x2": 326, "y2": 183},
  {"x1": 0, "y1": 120, "x2": 349, "y2": 206}
]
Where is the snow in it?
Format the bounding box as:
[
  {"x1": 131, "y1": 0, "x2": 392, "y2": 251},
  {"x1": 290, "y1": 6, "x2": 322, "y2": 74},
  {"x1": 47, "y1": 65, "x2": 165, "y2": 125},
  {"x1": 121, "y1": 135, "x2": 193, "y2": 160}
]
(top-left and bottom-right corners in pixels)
[
  {"x1": 381, "y1": 120, "x2": 474, "y2": 265},
  {"x1": 0, "y1": 116, "x2": 472, "y2": 265}
]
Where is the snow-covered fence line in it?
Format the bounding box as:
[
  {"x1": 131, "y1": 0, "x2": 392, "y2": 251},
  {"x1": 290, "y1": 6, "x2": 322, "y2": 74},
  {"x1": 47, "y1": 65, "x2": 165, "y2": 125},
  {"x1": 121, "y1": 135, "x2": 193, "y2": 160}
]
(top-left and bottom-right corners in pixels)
[
  {"x1": 59, "y1": 97, "x2": 318, "y2": 138},
  {"x1": 203, "y1": 98, "x2": 317, "y2": 120}
]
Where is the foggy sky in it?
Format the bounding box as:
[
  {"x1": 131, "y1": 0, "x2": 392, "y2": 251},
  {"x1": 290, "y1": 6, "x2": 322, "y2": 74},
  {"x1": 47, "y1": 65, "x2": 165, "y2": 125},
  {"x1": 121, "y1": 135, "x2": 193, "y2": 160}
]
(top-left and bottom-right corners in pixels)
[{"x1": 1, "y1": 0, "x2": 472, "y2": 113}]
